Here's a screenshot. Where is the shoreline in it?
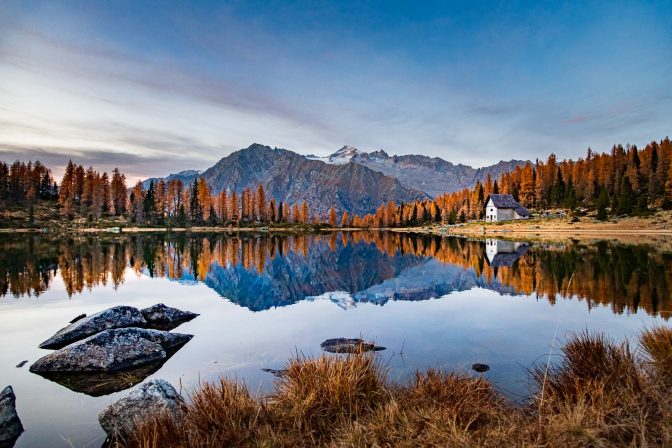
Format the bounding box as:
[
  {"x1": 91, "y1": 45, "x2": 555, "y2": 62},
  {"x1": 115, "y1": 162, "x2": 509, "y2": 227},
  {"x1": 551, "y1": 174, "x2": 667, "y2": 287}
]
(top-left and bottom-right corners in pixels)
[
  {"x1": 2, "y1": 211, "x2": 671, "y2": 244},
  {"x1": 389, "y1": 211, "x2": 672, "y2": 244}
]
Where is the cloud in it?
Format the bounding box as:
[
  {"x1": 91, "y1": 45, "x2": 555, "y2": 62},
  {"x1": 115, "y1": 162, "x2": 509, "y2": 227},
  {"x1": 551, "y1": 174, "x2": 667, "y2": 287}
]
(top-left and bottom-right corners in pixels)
[{"x1": 0, "y1": 1, "x2": 670, "y2": 174}]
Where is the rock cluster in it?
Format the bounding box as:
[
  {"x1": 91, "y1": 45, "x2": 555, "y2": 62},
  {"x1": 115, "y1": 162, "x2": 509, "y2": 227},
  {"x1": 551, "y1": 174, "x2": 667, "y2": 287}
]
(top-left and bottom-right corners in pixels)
[
  {"x1": 38, "y1": 304, "x2": 198, "y2": 349},
  {"x1": 30, "y1": 304, "x2": 197, "y2": 396}
]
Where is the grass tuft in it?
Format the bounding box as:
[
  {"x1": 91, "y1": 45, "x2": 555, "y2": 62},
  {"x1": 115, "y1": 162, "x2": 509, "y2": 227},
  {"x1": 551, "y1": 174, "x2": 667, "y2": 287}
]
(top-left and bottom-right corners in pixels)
[{"x1": 117, "y1": 329, "x2": 672, "y2": 448}]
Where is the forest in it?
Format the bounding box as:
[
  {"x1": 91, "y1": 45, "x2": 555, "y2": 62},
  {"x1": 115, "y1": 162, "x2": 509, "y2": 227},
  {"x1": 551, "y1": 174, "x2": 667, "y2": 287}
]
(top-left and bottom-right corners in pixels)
[
  {"x1": 1, "y1": 137, "x2": 670, "y2": 228},
  {"x1": 352, "y1": 137, "x2": 672, "y2": 227},
  {"x1": 0, "y1": 160, "x2": 336, "y2": 227}
]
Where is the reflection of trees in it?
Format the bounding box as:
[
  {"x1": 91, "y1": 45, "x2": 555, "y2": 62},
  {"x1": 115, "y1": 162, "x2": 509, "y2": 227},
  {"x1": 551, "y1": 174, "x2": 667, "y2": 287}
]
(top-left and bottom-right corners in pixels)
[
  {"x1": 384, "y1": 234, "x2": 672, "y2": 319},
  {"x1": 1, "y1": 233, "x2": 670, "y2": 319}
]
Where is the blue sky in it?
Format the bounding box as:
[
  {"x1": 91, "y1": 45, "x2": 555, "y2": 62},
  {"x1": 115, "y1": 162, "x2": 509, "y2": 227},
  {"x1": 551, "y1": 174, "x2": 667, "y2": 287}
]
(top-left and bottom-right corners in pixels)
[{"x1": 0, "y1": 0, "x2": 670, "y2": 181}]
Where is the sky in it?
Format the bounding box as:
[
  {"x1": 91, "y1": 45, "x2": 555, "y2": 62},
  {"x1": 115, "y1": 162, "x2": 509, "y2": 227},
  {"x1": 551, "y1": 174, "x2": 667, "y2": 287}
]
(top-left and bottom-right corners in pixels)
[{"x1": 0, "y1": 0, "x2": 670, "y2": 182}]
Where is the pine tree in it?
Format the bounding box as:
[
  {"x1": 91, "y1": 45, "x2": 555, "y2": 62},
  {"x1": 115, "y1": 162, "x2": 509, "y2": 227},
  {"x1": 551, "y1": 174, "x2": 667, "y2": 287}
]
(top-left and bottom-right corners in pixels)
[
  {"x1": 130, "y1": 181, "x2": 146, "y2": 224},
  {"x1": 551, "y1": 168, "x2": 566, "y2": 207},
  {"x1": 189, "y1": 181, "x2": 203, "y2": 224},
  {"x1": 208, "y1": 204, "x2": 218, "y2": 226},
  {"x1": 144, "y1": 181, "x2": 156, "y2": 224},
  {"x1": 257, "y1": 184, "x2": 267, "y2": 221},
  {"x1": 110, "y1": 168, "x2": 127, "y2": 216},
  {"x1": 341, "y1": 210, "x2": 349, "y2": 227},
  {"x1": 59, "y1": 160, "x2": 76, "y2": 219},
  {"x1": 616, "y1": 177, "x2": 635, "y2": 215},
  {"x1": 301, "y1": 201, "x2": 309, "y2": 224},
  {"x1": 596, "y1": 189, "x2": 609, "y2": 221},
  {"x1": 176, "y1": 204, "x2": 187, "y2": 227}
]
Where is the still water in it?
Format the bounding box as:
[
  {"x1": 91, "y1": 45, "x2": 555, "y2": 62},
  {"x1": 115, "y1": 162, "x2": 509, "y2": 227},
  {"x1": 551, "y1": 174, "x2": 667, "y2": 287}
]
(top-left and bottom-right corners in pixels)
[{"x1": 1, "y1": 232, "x2": 670, "y2": 447}]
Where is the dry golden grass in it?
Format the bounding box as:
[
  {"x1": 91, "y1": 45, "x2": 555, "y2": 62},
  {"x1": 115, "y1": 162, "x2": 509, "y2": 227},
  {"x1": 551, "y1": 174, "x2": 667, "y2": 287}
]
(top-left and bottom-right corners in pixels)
[{"x1": 118, "y1": 327, "x2": 672, "y2": 448}]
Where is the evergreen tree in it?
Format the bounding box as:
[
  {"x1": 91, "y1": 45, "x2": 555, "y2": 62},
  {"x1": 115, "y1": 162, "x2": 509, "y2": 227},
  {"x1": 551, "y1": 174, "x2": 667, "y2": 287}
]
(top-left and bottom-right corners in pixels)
[
  {"x1": 447, "y1": 208, "x2": 457, "y2": 225},
  {"x1": 564, "y1": 180, "x2": 577, "y2": 211},
  {"x1": 189, "y1": 182, "x2": 203, "y2": 224},
  {"x1": 551, "y1": 168, "x2": 566, "y2": 207},
  {"x1": 144, "y1": 181, "x2": 156, "y2": 224},
  {"x1": 208, "y1": 204, "x2": 218, "y2": 226},
  {"x1": 616, "y1": 177, "x2": 635, "y2": 215},
  {"x1": 176, "y1": 204, "x2": 187, "y2": 227},
  {"x1": 596, "y1": 189, "x2": 609, "y2": 221}
]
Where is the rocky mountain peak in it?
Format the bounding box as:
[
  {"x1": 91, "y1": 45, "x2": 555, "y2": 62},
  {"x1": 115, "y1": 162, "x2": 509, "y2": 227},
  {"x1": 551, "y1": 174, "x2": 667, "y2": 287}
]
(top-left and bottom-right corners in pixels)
[{"x1": 328, "y1": 146, "x2": 360, "y2": 164}]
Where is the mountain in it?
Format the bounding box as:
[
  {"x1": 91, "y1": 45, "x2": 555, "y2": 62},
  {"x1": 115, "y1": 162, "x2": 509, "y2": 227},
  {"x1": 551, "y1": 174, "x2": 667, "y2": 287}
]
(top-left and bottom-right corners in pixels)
[
  {"x1": 143, "y1": 169, "x2": 200, "y2": 189},
  {"x1": 324, "y1": 146, "x2": 528, "y2": 198},
  {"x1": 184, "y1": 144, "x2": 428, "y2": 216},
  {"x1": 145, "y1": 143, "x2": 526, "y2": 215}
]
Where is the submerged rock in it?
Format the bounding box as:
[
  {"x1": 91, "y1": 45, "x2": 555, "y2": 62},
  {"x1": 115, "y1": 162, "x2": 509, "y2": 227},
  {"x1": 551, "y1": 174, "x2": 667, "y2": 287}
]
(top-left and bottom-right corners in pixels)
[
  {"x1": 0, "y1": 386, "x2": 24, "y2": 448},
  {"x1": 472, "y1": 363, "x2": 490, "y2": 373},
  {"x1": 261, "y1": 368, "x2": 287, "y2": 377},
  {"x1": 30, "y1": 328, "x2": 193, "y2": 373},
  {"x1": 99, "y1": 379, "x2": 185, "y2": 442},
  {"x1": 320, "y1": 338, "x2": 386, "y2": 354},
  {"x1": 39, "y1": 306, "x2": 147, "y2": 349},
  {"x1": 141, "y1": 303, "x2": 199, "y2": 331}
]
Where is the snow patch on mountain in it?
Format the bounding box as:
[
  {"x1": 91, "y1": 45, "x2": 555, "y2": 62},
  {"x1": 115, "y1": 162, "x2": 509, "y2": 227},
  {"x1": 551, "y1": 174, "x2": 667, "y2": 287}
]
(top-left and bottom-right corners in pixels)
[{"x1": 328, "y1": 146, "x2": 360, "y2": 164}]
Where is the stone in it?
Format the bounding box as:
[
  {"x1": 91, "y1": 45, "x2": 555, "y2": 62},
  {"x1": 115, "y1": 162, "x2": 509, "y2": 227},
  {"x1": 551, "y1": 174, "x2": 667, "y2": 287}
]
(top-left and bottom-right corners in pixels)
[
  {"x1": 30, "y1": 328, "x2": 193, "y2": 373},
  {"x1": 472, "y1": 363, "x2": 490, "y2": 373},
  {"x1": 99, "y1": 379, "x2": 185, "y2": 441},
  {"x1": 261, "y1": 368, "x2": 287, "y2": 377},
  {"x1": 141, "y1": 303, "x2": 199, "y2": 331},
  {"x1": 0, "y1": 386, "x2": 23, "y2": 448},
  {"x1": 69, "y1": 313, "x2": 87, "y2": 324},
  {"x1": 39, "y1": 306, "x2": 147, "y2": 349},
  {"x1": 320, "y1": 338, "x2": 386, "y2": 354}
]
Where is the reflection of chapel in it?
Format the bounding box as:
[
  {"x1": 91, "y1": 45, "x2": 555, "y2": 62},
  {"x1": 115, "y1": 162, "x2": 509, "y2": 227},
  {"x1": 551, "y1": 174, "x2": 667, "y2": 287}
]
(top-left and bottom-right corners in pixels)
[{"x1": 485, "y1": 239, "x2": 530, "y2": 267}]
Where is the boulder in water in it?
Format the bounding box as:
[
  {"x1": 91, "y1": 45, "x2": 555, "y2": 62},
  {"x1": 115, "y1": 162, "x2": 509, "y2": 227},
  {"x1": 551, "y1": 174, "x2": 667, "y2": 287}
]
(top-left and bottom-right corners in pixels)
[
  {"x1": 320, "y1": 338, "x2": 386, "y2": 354},
  {"x1": 141, "y1": 303, "x2": 199, "y2": 330},
  {"x1": 472, "y1": 363, "x2": 490, "y2": 373},
  {"x1": 99, "y1": 379, "x2": 185, "y2": 442},
  {"x1": 38, "y1": 306, "x2": 147, "y2": 349},
  {"x1": 30, "y1": 328, "x2": 192, "y2": 373},
  {"x1": 0, "y1": 386, "x2": 23, "y2": 448}
]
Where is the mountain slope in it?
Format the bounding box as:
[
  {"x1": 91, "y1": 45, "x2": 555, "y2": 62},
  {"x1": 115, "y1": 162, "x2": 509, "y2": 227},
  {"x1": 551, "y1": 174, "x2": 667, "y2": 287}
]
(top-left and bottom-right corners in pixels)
[
  {"x1": 328, "y1": 146, "x2": 527, "y2": 198},
  {"x1": 198, "y1": 144, "x2": 427, "y2": 216},
  {"x1": 143, "y1": 169, "x2": 200, "y2": 189}
]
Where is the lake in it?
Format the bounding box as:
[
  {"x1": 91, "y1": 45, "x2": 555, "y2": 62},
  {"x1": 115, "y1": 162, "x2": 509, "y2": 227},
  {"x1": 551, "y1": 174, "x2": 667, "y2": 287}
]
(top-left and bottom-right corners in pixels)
[{"x1": 1, "y1": 232, "x2": 670, "y2": 447}]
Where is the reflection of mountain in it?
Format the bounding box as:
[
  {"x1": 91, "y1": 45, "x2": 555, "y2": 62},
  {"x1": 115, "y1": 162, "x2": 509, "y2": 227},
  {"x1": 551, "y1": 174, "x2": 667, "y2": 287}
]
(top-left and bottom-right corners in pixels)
[
  {"x1": 352, "y1": 259, "x2": 519, "y2": 305},
  {"x1": 201, "y1": 239, "x2": 525, "y2": 311},
  {"x1": 2, "y1": 233, "x2": 671, "y2": 319},
  {"x1": 204, "y1": 240, "x2": 428, "y2": 311}
]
